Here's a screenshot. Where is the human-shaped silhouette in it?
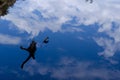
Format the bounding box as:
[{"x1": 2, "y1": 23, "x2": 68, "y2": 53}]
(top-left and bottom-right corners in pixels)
[{"x1": 20, "y1": 40, "x2": 37, "y2": 69}]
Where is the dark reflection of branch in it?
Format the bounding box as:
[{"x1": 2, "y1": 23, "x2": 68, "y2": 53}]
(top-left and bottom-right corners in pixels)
[
  {"x1": 0, "y1": 0, "x2": 16, "y2": 16},
  {"x1": 86, "y1": 0, "x2": 93, "y2": 3}
]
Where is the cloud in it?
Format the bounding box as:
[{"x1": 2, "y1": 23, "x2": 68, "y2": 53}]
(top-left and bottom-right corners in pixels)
[
  {"x1": 61, "y1": 27, "x2": 83, "y2": 33},
  {"x1": 96, "y1": 22, "x2": 120, "y2": 58},
  {"x1": 1, "y1": 0, "x2": 120, "y2": 36},
  {"x1": 0, "y1": 34, "x2": 21, "y2": 45},
  {"x1": 90, "y1": 25, "x2": 120, "y2": 58},
  {"x1": 24, "y1": 57, "x2": 120, "y2": 80},
  {"x1": 0, "y1": 66, "x2": 23, "y2": 79},
  {"x1": 94, "y1": 37, "x2": 116, "y2": 57},
  {"x1": 1, "y1": 0, "x2": 120, "y2": 57}
]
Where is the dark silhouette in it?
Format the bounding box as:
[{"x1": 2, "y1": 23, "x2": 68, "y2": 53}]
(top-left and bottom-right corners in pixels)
[
  {"x1": 40, "y1": 37, "x2": 49, "y2": 47},
  {"x1": 0, "y1": 0, "x2": 16, "y2": 16},
  {"x1": 20, "y1": 40, "x2": 37, "y2": 69},
  {"x1": 86, "y1": 0, "x2": 93, "y2": 3},
  {"x1": 43, "y1": 36, "x2": 49, "y2": 44}
]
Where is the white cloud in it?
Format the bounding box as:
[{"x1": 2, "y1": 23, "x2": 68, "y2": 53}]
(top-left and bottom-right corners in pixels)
[
  {"x1": 61, "y1": 27, "x2": 83, "y2": 33},
  {"x1": 1, "y1": 0, "x2": 120, "y2": 57},
  {"x1": 98, "y1": 22, "x2": 120, "y2": 43},
  {"x1": 24, "y1": 57, "x2": 120, "y2": 80},
  {"x1": 93, "y1": 36, "x2": 120, "y2": 63},
  {"x1": 1, "y1": 0, "x2": 120, "y2": 36},
  {"x1": 0, "y1": 34, "x2": 21, "y2": 45},
  {"x1": 93, "y1": 21, "x2": 120, "y2": 58},
  {"x1": 94, "y1": 37, "x2": 116, "y2": 57}
]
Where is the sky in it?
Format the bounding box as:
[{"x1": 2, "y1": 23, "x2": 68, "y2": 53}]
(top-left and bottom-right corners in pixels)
[{"x1": 0, "y1": 0, "x2": 120, "y2": 80}]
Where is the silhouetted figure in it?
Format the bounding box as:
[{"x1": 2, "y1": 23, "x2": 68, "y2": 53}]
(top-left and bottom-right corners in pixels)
[
  {"x1": 86, "y1": 0, "x2": 93, "y2": 3},
  {"x1": 20, "y1": 40, "x2": 37, "y2": 69}
]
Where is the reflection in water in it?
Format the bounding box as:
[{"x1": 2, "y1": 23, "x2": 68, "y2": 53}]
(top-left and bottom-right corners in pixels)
[{"x1": 0, "y1": 0, "x2": 16, "y2": 16}]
